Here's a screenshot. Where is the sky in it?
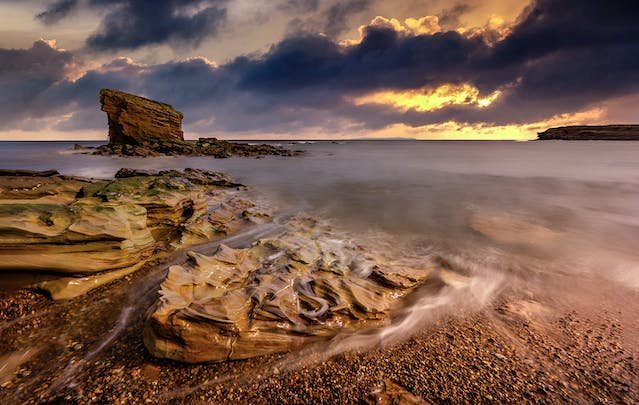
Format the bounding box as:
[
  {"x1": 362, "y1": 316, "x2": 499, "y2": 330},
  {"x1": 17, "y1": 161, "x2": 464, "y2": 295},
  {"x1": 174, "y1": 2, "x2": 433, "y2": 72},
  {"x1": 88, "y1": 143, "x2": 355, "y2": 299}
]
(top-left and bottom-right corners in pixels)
[{"x1": 0, "y1": 0, "x2": 638, "y2": 140}]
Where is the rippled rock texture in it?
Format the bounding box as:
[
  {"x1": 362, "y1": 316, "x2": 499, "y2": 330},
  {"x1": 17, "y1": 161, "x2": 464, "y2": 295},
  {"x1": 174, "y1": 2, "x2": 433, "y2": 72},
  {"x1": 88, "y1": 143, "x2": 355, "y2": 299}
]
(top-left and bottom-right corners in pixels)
[
  {"x1": 0, "y1": 169, "x2": 266, "y2": 299},
  {"x1": 144, "y1": 217, "x2": 437, "y2": 363},
  {"x1": 537, "y1": 125, "x2": 639, "y2": 140},
  {"x1": 94, "y1": 89, "x2": 297, "y2": 158}
]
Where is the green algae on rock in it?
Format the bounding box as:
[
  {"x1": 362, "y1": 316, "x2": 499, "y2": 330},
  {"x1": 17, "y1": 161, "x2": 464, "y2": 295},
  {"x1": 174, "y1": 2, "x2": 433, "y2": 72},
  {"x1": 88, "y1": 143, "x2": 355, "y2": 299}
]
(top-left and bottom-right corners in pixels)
[{"x1": 0, "y1": 169, "x2": 269, "y2": 299}]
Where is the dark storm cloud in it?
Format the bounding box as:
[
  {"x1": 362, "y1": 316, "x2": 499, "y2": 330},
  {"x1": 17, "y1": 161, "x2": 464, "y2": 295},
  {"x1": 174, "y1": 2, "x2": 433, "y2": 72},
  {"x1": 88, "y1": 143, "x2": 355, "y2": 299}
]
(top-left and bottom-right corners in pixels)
[
  {"x1": 36, "y1": 0, "x2": 228, "y2": 51},
  {"x1": 10, "y1": 0, "x2": 639, "y2": 134},
  {"x1": 213, "y1": 0, "x2": 638, "y2": 128},
  {"x1": 323, "y1": 0, "x2": 372, "y2": 37},
  {"x1": 36, "y1": 0, "x2": 79, "y2": 24},
  {"x1": 285, "y1": 0, "x2": 372, "y2": 38},
  {"x1": 0, "y1": 40, "x2": 76, "y2": 128},
  {"x1": 239, "y1": 26, "x2": 491, "y2": 94}
]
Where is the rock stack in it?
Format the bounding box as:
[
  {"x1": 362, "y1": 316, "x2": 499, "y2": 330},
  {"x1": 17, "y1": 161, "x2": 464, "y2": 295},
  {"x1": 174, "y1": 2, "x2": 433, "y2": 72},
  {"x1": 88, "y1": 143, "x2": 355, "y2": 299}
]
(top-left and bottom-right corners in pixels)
[
  {"x1": 91, "y1": 89, "x2": 298, "y2": 157},
  {"x1": 100, "y1": 89, "x2": 184, "y2": 145}
]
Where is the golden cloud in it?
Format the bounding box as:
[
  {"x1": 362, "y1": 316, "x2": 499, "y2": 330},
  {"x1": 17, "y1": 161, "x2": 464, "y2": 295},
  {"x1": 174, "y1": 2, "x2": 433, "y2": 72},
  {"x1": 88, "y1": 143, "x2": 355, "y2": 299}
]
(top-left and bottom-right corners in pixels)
[
  {"x1": 353, "y1": 83, "x2": 502, "y2": 112},
  {"x1": 362, "y1": 108, "x2": 607, "y2": 141},
  {"x1": 342, "y1": 13, "x2": 514, "y2": 48}
]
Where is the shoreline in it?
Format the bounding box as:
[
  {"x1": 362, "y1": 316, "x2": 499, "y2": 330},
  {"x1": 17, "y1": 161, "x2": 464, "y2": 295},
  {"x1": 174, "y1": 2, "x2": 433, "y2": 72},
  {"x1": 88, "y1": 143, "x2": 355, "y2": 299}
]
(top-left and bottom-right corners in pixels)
[
  {"x1": 1, "y1": 270, "x2": 637, "y2": 403},
  {"x1": 0, "y1": 164, "x2": 638, "y2": 403}
]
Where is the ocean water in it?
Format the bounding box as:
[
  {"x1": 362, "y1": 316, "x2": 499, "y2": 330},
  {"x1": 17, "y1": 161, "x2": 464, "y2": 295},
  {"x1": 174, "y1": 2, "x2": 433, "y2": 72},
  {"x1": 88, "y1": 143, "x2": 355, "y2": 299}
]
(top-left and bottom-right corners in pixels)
[{"x1": 1, "y1": 140, "x2": 639, "y2": 339}]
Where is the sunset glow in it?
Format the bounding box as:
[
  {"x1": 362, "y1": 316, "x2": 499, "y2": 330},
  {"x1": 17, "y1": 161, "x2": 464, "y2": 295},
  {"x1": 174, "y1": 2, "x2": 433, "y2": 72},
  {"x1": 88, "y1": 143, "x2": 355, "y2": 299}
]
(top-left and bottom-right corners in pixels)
[
  {"x1": 353, "y1": 84, "x2": 502, "y2": 112},
  {"x1": 0, "y1": 0, "x2": 634, "y2": 140}
]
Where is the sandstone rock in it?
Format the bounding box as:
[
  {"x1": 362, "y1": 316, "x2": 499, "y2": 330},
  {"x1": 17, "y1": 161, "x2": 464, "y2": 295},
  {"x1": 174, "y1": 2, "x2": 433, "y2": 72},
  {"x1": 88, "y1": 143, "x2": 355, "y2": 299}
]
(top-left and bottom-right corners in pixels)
[
  {"x1": 144, "y1": 217, "x2": 436, "y2": 363},
  {"x1": 94, "y1": 89, "x2": 299, "y2": 158},
  {"x1": 100, "y1": 89, "x2": 184, "y2": 145},
  {"x1": 537, "y1": 125, "x2": 639, "y2": 140},
  {"x1": 0, "y1": 169, "x2": 267, "y2": 299}
]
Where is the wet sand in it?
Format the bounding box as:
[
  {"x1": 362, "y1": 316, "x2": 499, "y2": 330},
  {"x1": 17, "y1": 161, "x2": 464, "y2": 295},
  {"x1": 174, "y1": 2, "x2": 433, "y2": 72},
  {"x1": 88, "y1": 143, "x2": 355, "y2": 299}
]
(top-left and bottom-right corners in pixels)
[{"x1": 1, "y1": 258, "x2": 637, "y2": 404}]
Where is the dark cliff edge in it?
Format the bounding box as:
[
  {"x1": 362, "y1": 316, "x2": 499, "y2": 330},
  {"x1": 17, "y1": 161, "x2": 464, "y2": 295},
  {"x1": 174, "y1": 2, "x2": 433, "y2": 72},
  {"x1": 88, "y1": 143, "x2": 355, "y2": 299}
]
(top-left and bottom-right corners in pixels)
[{"x1": 537, "y1": 125, "x2": 639, "y2": 140}]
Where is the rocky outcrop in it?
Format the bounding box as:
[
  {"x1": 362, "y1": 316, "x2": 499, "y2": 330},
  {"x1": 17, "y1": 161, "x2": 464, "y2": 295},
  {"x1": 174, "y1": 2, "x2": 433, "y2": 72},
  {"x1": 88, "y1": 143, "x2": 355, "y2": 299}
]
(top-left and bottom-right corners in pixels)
[
  {"x1": 94, "y1": 89, "x2": 298, "y2": 158},
  {"x1": 537, "y1": 125, "x2": 639, "y2": 140},
  {"x1": 92, "y1": 137, "x2": 296, "y2": 158},
  {"x1": 100, "y1": 89, "x2": 184, "y2": 145},
  {"x1": 0, "y1": 169, "x2": 268, "y2": 299},
  {"x1": 144, "y1": 217, "x2": 442, "y2": 363}
]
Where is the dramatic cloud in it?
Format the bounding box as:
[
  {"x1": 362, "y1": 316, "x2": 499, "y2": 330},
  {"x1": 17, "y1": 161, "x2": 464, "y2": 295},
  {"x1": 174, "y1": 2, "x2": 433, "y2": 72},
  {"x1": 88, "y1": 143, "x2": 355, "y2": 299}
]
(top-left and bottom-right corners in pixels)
[
  {"x1": 36, "y1": 0, "x2": 78, "y2": 25},
  {"x1": 0, "y1": 40, "x2": 77, "y2": 128},
  {"x1": 323, "y1": 0, "x2": 372, "y2": 37},
  {"x1": 438, "y1": 2, "x2": 474, "y2": 29},
  {"x1": 285, "y1": 0, "x2": 372, "y2": 38},
  {"x1": 5, "y1": 0, "x2": 639, "y2": 138},
  {"x1": 278, "y1": 0, "x2": 320, "y2": 13},
  {"x1": 36, "y1": 0, "x2": 228, "y2": 51}
]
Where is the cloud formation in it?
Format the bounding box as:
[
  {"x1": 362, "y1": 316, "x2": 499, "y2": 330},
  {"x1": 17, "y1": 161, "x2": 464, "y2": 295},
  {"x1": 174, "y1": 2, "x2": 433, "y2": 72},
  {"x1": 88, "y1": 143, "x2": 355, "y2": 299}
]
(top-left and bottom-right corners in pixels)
[
  {"x1": 36, "y1": 0, "x2": 78, "y2": 25},
  {"x1": 36, "y1": 0, "x2": 228, "y2": 51},
  {"x1": 4, "y1": 0, "x2": 639, "y2": 138}
]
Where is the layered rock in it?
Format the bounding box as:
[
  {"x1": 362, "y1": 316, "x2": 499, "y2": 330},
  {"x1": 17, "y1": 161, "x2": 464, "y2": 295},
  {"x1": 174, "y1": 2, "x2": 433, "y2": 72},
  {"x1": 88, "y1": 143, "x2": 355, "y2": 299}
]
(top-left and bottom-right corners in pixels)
[
  {"x1": 0, "y1": 169, "x2": 268, "y2": 299},
  {"x1": 537, "y1": 125, "x2": 639, "y2": 140},
  {"x1": 100, "y1": 89, "x2": 184, "y2": 145},
  {"x1": 144, "y1": 217, "x2": 439, "y2": 363},
  {"x1": 93, "y1": 89, "x2": 298, "y2": 158}
]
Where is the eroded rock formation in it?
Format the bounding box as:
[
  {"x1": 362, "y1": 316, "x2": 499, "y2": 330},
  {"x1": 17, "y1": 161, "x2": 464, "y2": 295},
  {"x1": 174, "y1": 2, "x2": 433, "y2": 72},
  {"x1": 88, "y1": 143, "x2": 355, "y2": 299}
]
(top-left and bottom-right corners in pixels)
[
  {"x1": 0, "y1": 169, "x2": 267, "y2": 299},
  {"x1": 144, "y1": 217, "x2": 441, "y2": 363},
  {"x1": 537, "y1": 125, "x2": 639, "y2": 140},
  {"x1": 92, "y1": 89, "x2": 298, "y2": 158},
  {"x1": 100, "y1": 89, "x2": 184, "y2": 145}
]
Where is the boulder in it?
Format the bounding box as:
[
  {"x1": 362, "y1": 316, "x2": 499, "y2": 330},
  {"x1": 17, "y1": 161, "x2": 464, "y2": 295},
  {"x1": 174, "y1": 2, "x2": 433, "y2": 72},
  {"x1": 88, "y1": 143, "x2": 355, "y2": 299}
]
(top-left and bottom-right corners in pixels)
[
  {"x1": 537, "y1": 125, "x2": 639, "y2": 140},
  {"x1": 144, "y1": 217, "x2": 437, "y2": 363},
  {"x1": 100, "y1": 89, "x2": 184, "y2": 145}
]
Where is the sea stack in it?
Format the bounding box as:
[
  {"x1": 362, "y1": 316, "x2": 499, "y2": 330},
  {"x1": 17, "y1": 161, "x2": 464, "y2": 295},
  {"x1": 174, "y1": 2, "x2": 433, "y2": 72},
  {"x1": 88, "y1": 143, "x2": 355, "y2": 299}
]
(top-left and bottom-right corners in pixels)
[
  {"x1": 95, "y1": 89, "x2": 296, "y2": 157},
  {"x1": 100, "y1": 89, "x2": 184, "y2": 145},
  {"x1": 537, "y1": 125, "x2": 639, "y2": 140}
]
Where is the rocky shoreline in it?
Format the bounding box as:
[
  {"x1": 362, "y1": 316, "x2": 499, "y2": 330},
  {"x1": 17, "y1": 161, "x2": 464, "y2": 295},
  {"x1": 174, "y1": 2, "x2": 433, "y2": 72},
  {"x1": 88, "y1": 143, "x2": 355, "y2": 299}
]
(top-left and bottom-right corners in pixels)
[
  {"x1": 0, "y1": 168, "x2": 466, "y2": 365},
  {"x1": 0, "y1": 168, "x2": 637, "y2": 403},
  {"x1": 0, "y1": 168, "x2": 262, "y2": 300},
  {"x1": 84, "y1": 137, "x2": 299, "y2": 158}
]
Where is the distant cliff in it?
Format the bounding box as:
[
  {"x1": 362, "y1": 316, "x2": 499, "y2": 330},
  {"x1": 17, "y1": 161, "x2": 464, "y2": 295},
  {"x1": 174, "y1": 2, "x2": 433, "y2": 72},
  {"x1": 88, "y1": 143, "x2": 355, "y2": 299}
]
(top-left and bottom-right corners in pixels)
[{"x1": 537, "y1": 125, "x2": 639, "y2": 140}]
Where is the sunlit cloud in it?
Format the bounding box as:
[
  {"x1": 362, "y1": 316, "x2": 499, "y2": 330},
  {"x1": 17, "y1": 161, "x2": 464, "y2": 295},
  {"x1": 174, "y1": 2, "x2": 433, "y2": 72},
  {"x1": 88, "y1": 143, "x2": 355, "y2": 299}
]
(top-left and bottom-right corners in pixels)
[
  {"x1": 343, "y1": 12, "x2": 511, "y2": 47},
  {"x1": 353, "y1": 84, "x2": 502, "y2": 112},
  {"x1": 361, "y1": 107, "x2": 607, "y2": 141},
  {"x1": 457, "y1": 15, "x2": 512, "y2": 43}
]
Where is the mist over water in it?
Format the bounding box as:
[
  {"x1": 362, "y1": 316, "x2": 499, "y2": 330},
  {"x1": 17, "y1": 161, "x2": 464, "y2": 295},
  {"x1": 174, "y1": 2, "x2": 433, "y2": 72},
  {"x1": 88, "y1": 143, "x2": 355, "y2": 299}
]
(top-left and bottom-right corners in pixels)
[{"x1": 2, "y1": 140, "x2": 639, "y2": 366}]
